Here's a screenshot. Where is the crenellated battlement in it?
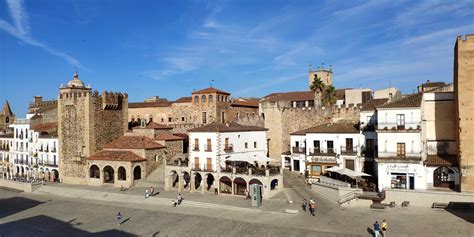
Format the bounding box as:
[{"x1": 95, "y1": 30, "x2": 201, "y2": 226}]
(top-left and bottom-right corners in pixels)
[
  {"x1": 458, "y1": 34, "x2": 474, "y2": 42},
  {"x1": 101, "y1": 91, "x2": 127, "y2": 110}
]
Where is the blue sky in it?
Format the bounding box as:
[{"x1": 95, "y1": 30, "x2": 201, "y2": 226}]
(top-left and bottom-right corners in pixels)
[{"x1": 1, "y1": 0, "x2": 473, "y2": 116}]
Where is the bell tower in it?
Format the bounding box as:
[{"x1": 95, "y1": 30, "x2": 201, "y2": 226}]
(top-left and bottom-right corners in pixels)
[{"x1": 308, "y1": 63, "x2": 333, "y2": 89}]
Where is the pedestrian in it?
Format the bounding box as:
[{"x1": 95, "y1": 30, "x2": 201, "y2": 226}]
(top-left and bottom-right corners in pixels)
[
  {"x1": 301, "y1": 199, "x2": 307, "y2": 212},
  {"x1": 145, "y1": 188, "x2": 149, "y2": 198},
  {"x1": 116, "y1": 212, "x2": 122, "y2": 226},
  {"x1": 244, "y1": 189, "x2": 249, "y2": 200},
  {"x1": 373, "y1": 221, "x2": 380, "y2": 237},
  {"x1": 177, "y1": 193, "x2": 183, "y2": 205},
  {"x1": 150, "y1": 186, "x2": 154, "y2": 196},
  {"x1": 381, "y1": 219, "x2": 388, "y2": 236}
]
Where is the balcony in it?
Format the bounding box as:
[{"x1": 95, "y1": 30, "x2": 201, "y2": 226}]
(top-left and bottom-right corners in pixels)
[
  {"x1": 224, "y1": 145, "x2": 234, "y2": 153},
  {"x1": 166, "y1": 160, "x2": 188, "y2": 167},
  {"x1": 340, "y1": 146, "x2": 357, "y2": 156},
  {"x1": 377, "y1": 151, "x2": 422, "y2": 162},
  {"x1": 51, "y1": 148, "x2": 57, "y2": 153},
  {"x1": 310, "y1": 148, "x2": 336, "y2": 156},
  {"x1": 205, "y1": 146, "x2": 212, "y2": 152},
  {"x1": 193, "y1": 146, "x2": 200, "y2": 151},
  {"x1": 191, "y1": 163, "x2": 214, "y2": 172},
  {"x1": 220, "y1": 166, "x2": 232, "y2": 173},
  {"x1": 292, "y1": 146, "x2": 305, "y2": 154},
  {"x1": 377, "y1": 120, "x2": 421, "y2": 132},
  {"x1": 44, "y1": 162, "x2": 58, "y2": 168}
]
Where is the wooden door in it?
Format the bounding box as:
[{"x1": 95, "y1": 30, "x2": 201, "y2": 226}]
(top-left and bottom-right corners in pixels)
[
  {"x1": 345, "y1": 160, "x2": 355, "y2": 171},
  {"x1": 194, "y1": 157, "x2": 200, "y2": 170},
  {"x1": 207, "y1": 158, "x2": 212, "y2": 171}
]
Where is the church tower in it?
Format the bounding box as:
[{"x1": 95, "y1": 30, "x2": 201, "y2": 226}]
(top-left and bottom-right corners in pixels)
[{"x1": 308, "y1": 63, "x2": 333, "y2": 88}]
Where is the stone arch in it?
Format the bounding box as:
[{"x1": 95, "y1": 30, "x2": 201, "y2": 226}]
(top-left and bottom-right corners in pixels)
[
  {"x1": 233, "y1": 177, "x2": 247, "y2": 196},
  {"x1": 219, "y1": 176, "x2": 232, "y2": 194},
  {"x1": 271, "y1": 179, "x2": 279, "y2": 190},
  {"x1": 103, "y1": 166, "x2": 114, "y2": 183},
  {"x1": 201, "y1": 95, "x2": 206, "y2": 103},
  {"x1": 52, "y1": 169, "x2": 59, "y2": 182},
  {"x1": 118, "y1": 166, "x2": 126, "y2": 181},
  {"x1": 133, "y1": 166, "x2": 142, "y2": 180},
  {"x1": 208, "y1": 95, "x2": 213, "y2": 102},
  {"x1": 249, "y1": 179, "x2": 263, "y2": 186},
  {"x1": 90, "y1": 165, "x2": 100, "y2": 178},
  {"x1": 433, "y1": 166, "x2": 455, "y2": 189},
  {"x1": 194, "y1": 173, "x2": 202, "y2": 190},
  {"x1": 183, "y1": 171, "x2": 191, "y2": 189},
  {"x1": 170, "y1": 170, "x2": 178, "y2": 188},
  {"x1": 206, "y1": 173, "x2": 215, "y2": 191},
  {"x1": 194, "y1": 96, "x2": 199, "y2": 103}
]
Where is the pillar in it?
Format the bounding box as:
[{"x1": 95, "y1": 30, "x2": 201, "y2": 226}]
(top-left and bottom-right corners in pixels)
[
  {"x1": 190, "y1": 174, "x2": 195, "y2": 192},
  {"x1": 201, "y1": 179, "x2": 205, "y2": 194},
  {"x1": 231, "y1": 180, "x2": 235, "y2": 195},
  {"x1": 178, "y1": 174, "x2": 183, "y2": 192}
]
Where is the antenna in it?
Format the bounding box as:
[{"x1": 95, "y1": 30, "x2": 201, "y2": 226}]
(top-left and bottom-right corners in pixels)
[{"x1": 210, "y1": 80, "x2": 214, "y2": 88}]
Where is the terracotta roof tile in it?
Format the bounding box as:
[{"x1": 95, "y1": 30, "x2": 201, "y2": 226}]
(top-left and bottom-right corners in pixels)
[
  {"x1": 425, "y1": 155, "x2": 458, "y2": 167},
  {"x1": 231, "y1": 98, "x2": 259, "y2": 108},
  {"x1": 143, "y1": 122, "x2": 173, "y2": 130},
  {"x1": 31, "y1": 122, "x2": 58, "y2": 133},
  {"x1": 262, "y1": 91, "x2": 314, "y2": 102},
  {"x1": 103, "y1": 136, "x2": 165, "y2": 149},
  {"x1": 0, "y1": 133, "x2": 14, "y2": 138},
  {"x1": 128, "y1": 100, "x2": 171, "y2": 108},
  {"x1": 361, "y1": 98, "x2": 389, "y2": 111},
  {"x1": 88, "y1": 150, "x2": 146, "y2": 162},
  {"x1": 155, "y1": 134, "x2": 185, "y2": 141},
  {"x1": 174, "y1": 97, "x2": 192, "y2": 103},
  {"x1": 192, "y1": 87, "x2": 230, "y2": 95},
  {"x1": 188, "y1": 122, "x2": 268, "y2": 133},
  {"x1": 291, "y1": 123, "x2": 359, "y2": 135},
  {"x1": 377, "y1": 93, "x2": 423, "y2": 109}
]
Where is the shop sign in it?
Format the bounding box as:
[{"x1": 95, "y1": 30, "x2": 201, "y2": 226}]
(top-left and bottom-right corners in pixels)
[{"x1": 385, "y1": 164, "x2": 414, "y2": 173}]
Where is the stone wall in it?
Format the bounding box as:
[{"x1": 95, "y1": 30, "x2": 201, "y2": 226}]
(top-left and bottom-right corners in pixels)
[
  {"x1": 144, "y1": 148, "x2": 166, "y2": 176},
  {"x1": 162, "y1": 140, "x2": 184, "y2": 160},
  {"x1": 93, "y1": 94, "x2": 128, "y2": 152},
  {"x1": 385, "y1": 189, "x2": 474, "y2": 207}
]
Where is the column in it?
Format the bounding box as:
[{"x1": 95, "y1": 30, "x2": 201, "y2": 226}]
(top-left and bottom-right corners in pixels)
[
  {"x1": 190, "y1": 174, "x2": 195, "y2": 192},
  {"x1": 201, "y1": 179, "x2": 205, "y2": 193},
  {"x1": 231, "y1": 180, "x2": 235, "y2": 195},
  {"x1": 178, "y1": 174, "x2": 183, "y2": 192}
]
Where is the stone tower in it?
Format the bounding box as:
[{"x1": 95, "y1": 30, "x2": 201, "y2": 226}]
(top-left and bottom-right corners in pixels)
[
  {"x1": 454, "y1": 34, "x2": 474, "y2": 192},
  {"x1": 0, "y1": 100, "x2": 15, "y2": 131},
  {"x1": 308, "y1": 63, "x2": 333, "y2": 88},
  {"x1": 58, "y1": 71, "x2": 128, "y2": 184}
]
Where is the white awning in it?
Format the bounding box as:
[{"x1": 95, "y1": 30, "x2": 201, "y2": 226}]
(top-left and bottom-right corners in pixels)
[
  {"x1": 326, "y1": 167, "x2": 371, "y2": 178},
  {"x1": 225, "y1": 154, "x2": 271, "y2": 164}
]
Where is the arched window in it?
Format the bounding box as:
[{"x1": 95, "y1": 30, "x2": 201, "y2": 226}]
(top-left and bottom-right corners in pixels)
[
  {"x1": 118, "y1": 167, "x2": 126, "y2": 181},
  {"x1": 209, "y1": 95, "x2": 213, "y2": 102},
  {"x1": 217, "y1": 95, "x2": 221, "y2": 101},
  {"x1": 149, "y1": 116, "x2": 153, "y2": 123},
  {"x1": 202, "y1": 95, "x2": 206, "y2": 103},
  {"x1": 89, "y1": 165, "x2": 100, "y2": 178},
  {"x1": 194, "y1": 96, "x2": 199, "y2": 103}
]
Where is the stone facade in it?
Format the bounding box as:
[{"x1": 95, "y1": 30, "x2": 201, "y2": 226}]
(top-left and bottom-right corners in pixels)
[
  {"x1": 454, "y1": 34, "x2": 474, "y2": 192},
  {"x1": 0, "y1": 101, "x2": 15, "y2": 132},
  {"x1": 308, "y1": 63, "x2": 333, "y2": 87},
  {"x1": 58, "y1": 72, "x2": 128, "y2": 184}
]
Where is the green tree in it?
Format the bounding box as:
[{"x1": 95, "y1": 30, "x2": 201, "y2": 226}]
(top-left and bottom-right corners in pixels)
[
  {"x1": 323, "y1": 85, "x2": 337, "y2": 106},
  {"x1": 310, "y1": 74, "x2": 325, "y2": 108}
]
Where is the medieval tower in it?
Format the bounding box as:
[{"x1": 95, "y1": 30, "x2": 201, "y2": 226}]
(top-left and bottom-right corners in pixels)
[
  {"x1": 454, "y1": 34, "x2": 474, "y2": 192},
  {"x1": 308, "y1": 63, "x2": 333, "y2": 88},
  {"x1": 58, "y1": 71, "x2": 128, "y2": 184}
]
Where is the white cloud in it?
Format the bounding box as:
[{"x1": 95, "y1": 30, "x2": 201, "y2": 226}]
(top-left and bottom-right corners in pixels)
[{"x1": 0, "y1": 0, "x2": 84, "y2": 68}]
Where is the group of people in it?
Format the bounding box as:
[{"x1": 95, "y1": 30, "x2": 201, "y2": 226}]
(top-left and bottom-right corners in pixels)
[
  {"x1": 302, "y1": 199, "x2": 316, "y2": 216},
  {"x1": 171, "y1": 193, "x2": 184, "y2": 207},
  {"x1": 145, "y1": 186, "x2": 155, "y2": 198},
  {"x1": 373, "y1": 220, "x2": 388, "y2": 237}
]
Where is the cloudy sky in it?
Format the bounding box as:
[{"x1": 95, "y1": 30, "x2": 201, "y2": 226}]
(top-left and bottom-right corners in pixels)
[{"x1": 1, "y1": 0, "x2": 473, "y2": 116}]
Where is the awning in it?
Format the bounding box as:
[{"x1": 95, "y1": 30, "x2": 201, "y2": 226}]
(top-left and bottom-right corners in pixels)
[
  {"x1": 327, "y1": 167, "x2": 371, "y2": 178},
  {"x1": 225, "y1": 155, "x2": 271, "y2": 164}
]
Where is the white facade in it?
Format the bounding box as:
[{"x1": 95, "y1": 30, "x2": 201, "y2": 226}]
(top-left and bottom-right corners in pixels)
[{"x1": 189, "y1": 130, "x2": 268, "y2": 172}]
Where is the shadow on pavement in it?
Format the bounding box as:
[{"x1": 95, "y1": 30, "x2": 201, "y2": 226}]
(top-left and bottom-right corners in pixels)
[
  {"x1": 0, "y1": 215, "x2": 136, "y2": 237},
  {"x1": 0, "y1": 197, "x2": 44, "y2": 219},
  {"x1": 445, "y1": 202, "x2": 474, "y2": 223}
]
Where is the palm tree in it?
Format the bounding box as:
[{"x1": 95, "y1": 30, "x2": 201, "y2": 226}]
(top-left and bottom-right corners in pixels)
[
  {"x1": 323, "y1": 85, "x2": 337, "y2": 106},
  {"x1": 310, "y1": 74, "x2": 325, "y2": 108}
]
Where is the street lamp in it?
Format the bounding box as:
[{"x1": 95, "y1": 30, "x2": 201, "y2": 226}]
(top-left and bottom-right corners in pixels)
[{"x1": 304, "y1": 139, "x2": 308, "y2": 182}]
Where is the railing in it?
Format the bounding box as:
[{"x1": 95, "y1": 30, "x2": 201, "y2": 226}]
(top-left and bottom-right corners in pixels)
[
  {"x1": 340, "y1": 146, "x2": 357, "y2": 156},
  {"x1": 193, "y1": 146, "x2": 199, "y2": 151},
  {"x1": 166, "y1": 160, "x2": 189, "y2": 167},
  {"x1": 268, "y1": 166, "x2": 280, "y2": 175},
  {"x1": 191, "y1": 163, "x2": 214, "y2": 172},
  {"x1": 338, "y1": 190, "x2": 361, "y2": 205},
  {"x1": 220, "y1": 166, "x2": 232, "y2": 173},
  {"x1": 377, "y1": 121, "x2": 421, "y2": 131},
  {"x1": 292, "y1": 146, "x2": 305, "y2": 154},
  {"x1": 310, "y1": 148, "x2": 336, "y2": 156},
  {"x1": 251, "y1": 167, "x2": 266, "y2": 176},
  {"x1": 377, "y1": 151, "x2": 422, "y2": 159},
  {"x1": 44, "y1": 162, "x2": 58, "y2": 167},
  {"x1": 51, "y1": 148, "x2": 57, "y2": 153},
  {"x1": 223, "y1": 145, "x2": 234, "y2": 153},
  {"x1": 235, "y1": 167, "x2": 248, "y2": 174}
]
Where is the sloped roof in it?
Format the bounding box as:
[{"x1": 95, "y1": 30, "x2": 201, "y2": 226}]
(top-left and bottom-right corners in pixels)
[
  {"x1": 377, "y1": 93, "x2": 423, "y2": 109},
  {"x1": 1, "y1": 100, "x2": 13, "y2": 116},
  {"x1": 192, "y1": 87, "x2": 230, "y2": 95},
  {"x1": 155, "y1": 134, "x2": 185, "y2": 141},
  {"x1": 103, "y1": 136, "x2": 165, "y2": 149},
  {"x1": 361, "y1": 98, "x2": 389, "y2": 111},
  {"x1": 88, "y1": 150, "x2": 146, "y2": 162},
  {"x1": 174, "y1": 97, "x2": 192, "y2": 103},
  {"x1": 425, "y1": 155, "x2": 458, "y2": 167},
  {"x1": 38, "y1": 131, "x2": 58, "y2": 139},
  {"x1": 262, "y1": 91, "x2": 314, "y2": 102},
  {"x1": 291, "y1": 123, "x2": 359, "y2": 135},
  {"x1": 128, "y1": 100, "x2": 171, "y2": 108},
  {"x1": 31, "y1": 122, "x2": 58, "y2": 133},
  {"x1": 140, "y1": 122, "x2": 173, "y2": 130},
  {"x1": 188, "y1": 122, "x2": 268, "y2": 133},
  {"x1": 231, "y1": 98, "x2": 259, "y2": 108}
]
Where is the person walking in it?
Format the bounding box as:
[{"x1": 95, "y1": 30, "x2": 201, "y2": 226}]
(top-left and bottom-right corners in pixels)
[
  {"x1": 373, "y1": 221, "x2": 380, "y2": 237},
  {"x1": 301, "y1": 199, "x2": 307, "y2": 212},
  {"x1": 309, "y1": 200, "x2": 316, "y2": 216},
  {"x1": 381, "y1": 219, "x2": 388, "y2": 236},
  {"x1": 116, "y1": 212, "x2": 122, "y2": 226},
  {"x1": 177, "y1": 193, "x2": 183, "y2": 205}
]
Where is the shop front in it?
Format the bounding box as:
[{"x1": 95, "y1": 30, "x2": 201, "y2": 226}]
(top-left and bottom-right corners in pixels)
[{"x1": 376, "y1": 162, "x2": 426, "y2": 192}]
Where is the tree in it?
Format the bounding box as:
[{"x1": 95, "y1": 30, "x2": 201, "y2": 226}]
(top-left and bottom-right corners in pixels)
[
  {"x1": 323, "y1": 85, "x2": 337, "y2": 106},
  {"x1": 310, "y1": 74, "x2": 325, "y2": 108}
]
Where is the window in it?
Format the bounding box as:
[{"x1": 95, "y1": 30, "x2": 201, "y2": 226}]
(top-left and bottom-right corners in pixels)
[
  {"x1": 161, "y1": 118, "x2": 164, "y2": 122},
  {"x1": 181, "y1": 117, "x2": 185, "y2": 122},
  {"x1": 221, "y1": 112, "x2": 225, "y2": 123},
  {"x1": 295, "y1": 141, "x2": 299, "y2": 148},
  {"x1": 217, "y1": 95, "x2": 221, "y2": 101},
  {"x1": 149, "y1": 116, "x2": 153, "y2": 122},
  {"x1": 313, "y1": 140, "x2": 320, "y2": 153},
  {"x1": 194, "y1": 139, "x2": 199, "y2": 151},
  {"x1": 308, "y1": 100, "x2": 314, "y2": 107},
  {"x1": 202, "y1": 95, "x2": 206, "y2": 103},
  {"x1": 397, "y1": 143, "x2": 406, "y2": 158},
  {"x1": 396, "y1": 114, "x2": 405, "y2": 129},
  {"x1": 296, "y1": 101, "x2": 305, "y2": 108},
  {"x1": 194, "y1": 96, "x2": 199, "y2": 103},
  {"x1": 346, "y1": 138, "x2": 353, "y2": 151},
  {"x1": 202, "y1": 112, "x2": 207, "y2": 124},
  {"x1": 245, "y1": 142, "x2": 248, "y2": 149},
  {"x1": 225, "y1": 138, "x2": 229, "y2": 148},
  {"x1": 168, "y1": 117, "x2": 172, "y2": 122},
  {"x1": 209, "y1": 95, "x2": 213, "y2": 102},
  {"x1": 311, "y1": 165, "x2": 321, "y2": 176},
  {"x1": 254, "y1": 142, "x2": 257, "y2": 148},
  {"x1": 206, "y1": 139, "x2": 212, "y2": 152},
  {"x1": 327, "y1": 141, "x2": 334, "y2": 153}
]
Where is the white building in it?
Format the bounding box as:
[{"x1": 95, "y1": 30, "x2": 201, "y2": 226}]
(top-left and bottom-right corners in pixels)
[
  {"x1": 283, "y1": 123, "x2": 364, "y2": 179},
  {"x1": 0, "y1": 133, "x2": 13, "y2": 178},
  {"x1": 375, "y1": 93, "x2": 425, "y2": 191},
  {"x1": 165, "y1": 122, "x2": 283, "y2": 199}
]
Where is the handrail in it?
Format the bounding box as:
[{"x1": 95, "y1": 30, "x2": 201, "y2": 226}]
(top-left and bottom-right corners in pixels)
[{"x1": 338, "y1": 190, "x2": 360, "y2": 205}]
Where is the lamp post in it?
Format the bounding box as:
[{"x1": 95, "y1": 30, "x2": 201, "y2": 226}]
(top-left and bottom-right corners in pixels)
[{"x1": 304, "y1": 139, "x2": 308, "y2": 182}]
